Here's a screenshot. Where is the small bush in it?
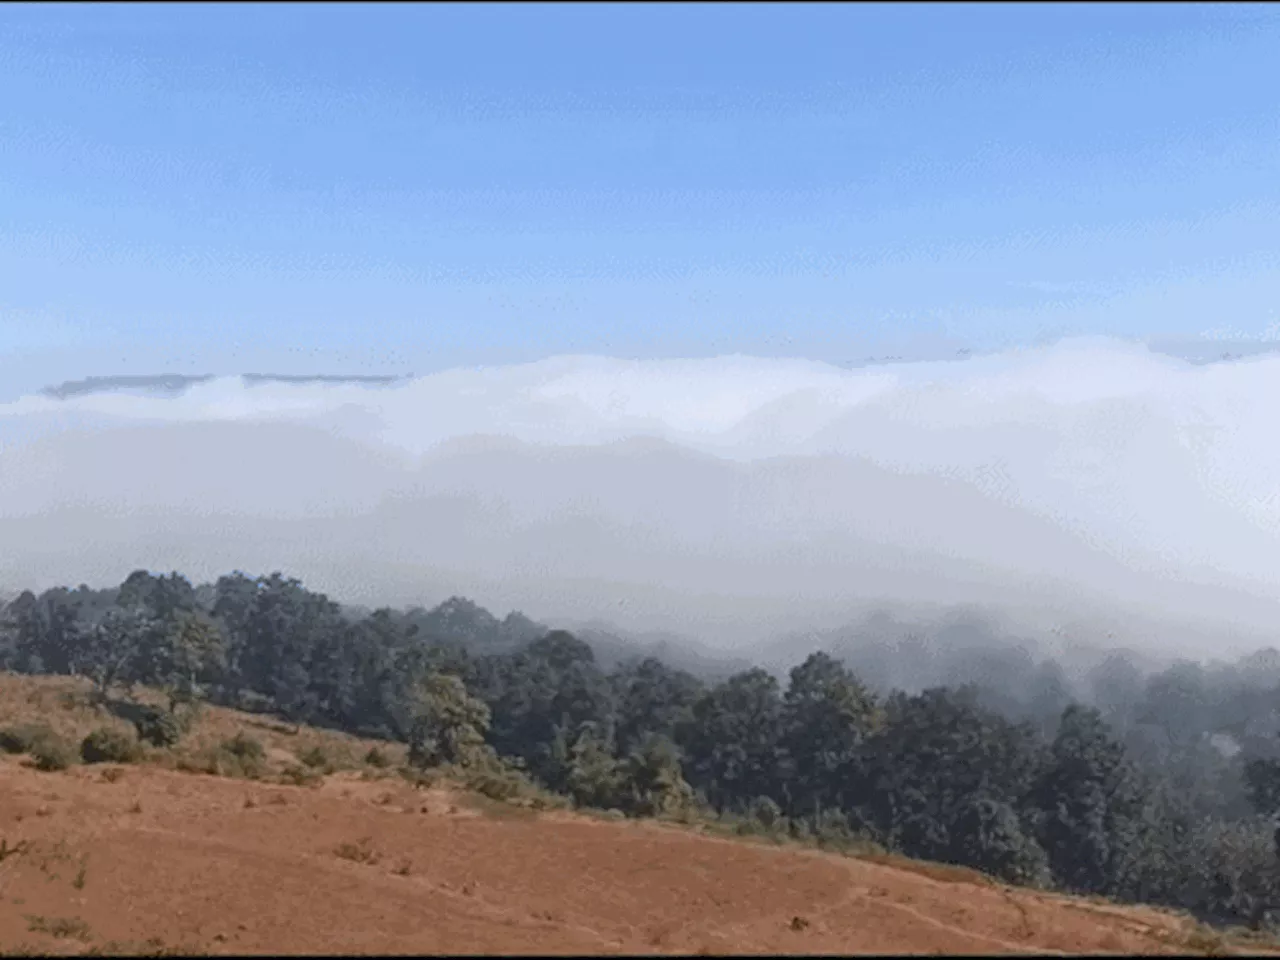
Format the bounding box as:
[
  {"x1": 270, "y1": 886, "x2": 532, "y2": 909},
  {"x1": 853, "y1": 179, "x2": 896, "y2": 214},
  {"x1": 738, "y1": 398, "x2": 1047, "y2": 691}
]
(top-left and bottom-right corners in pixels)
[
  {"x1": 528, "y1": 792, "x2": 570, "y2": 812},
  {"x1": 220, "y1": 752, "x2": 265, "y2": 780},
  {"x1": 133, "y1": 708, "x2": 183, "y2": 749},
  {"x1": 466, "y1": 767, "x2": 527, "y2": 803},
  {"x1": 223, "y1": 731, "x2": 265, "y2": 762},
  {"x1": 788, "y1": 817, "x2": 813, "y2": 842},
  {"x1": 748, "y1": 795, "x2": 783, "y2": 832},
  {"x1": 806, "y1": 808, "x2": 886, "y2": 855},
  {"x1": 822, "y1": 831, "x2": 886, "y2": 858},
  {"x1": 364, "y1": 746, "x2": 390, "y2": 768},
  {"x1": 280, "y1": 764, "x2": 322, "y2": 787},
  {"x1": 208, "y1": 750, "x2": 262, "y2": 779},
  {"x1": 30, "y1": 735, "x2": 76, "y2": 772},
  {"x1": 0, "y1": 723, "x2": 56, "y2": 755},
  {"x1": 733, "y1": 816, "x2": 765, "y2": 837},
  {"x1": 1185, "y1": 926, "x2": 1230, "y2": 957},
  {"x1": 58, "y1": 690, "x2": 91, "y2": 711},
  {"x1": 399, "y1": 765, "x2": 438, "y2": 790},
  {"x1": 172, "y1": 700, "x2": 201, "y2": 733},
  {"x1": 179, "y1": 734, "x2": 267, "y2": 780},
  {"x1": 462, "y1": 761, "x2": 567, "y2": 811},
  {"x1": 81, "y1": 727, "x2": 142, "y2": 765},
  {"x1": 334, "y1": 837, "x2": 380, "y2": 865},
  {"x1": 297, "y1": 744, "x2": 333, "y2": 772}
]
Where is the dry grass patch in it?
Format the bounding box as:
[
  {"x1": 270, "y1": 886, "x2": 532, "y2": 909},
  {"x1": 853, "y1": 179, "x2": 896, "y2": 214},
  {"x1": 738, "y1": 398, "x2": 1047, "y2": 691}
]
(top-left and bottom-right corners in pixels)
[
  {"x1": 25, "y1": 914, "x2": 93, "y2": 943},
  {"x1": 333, "y1": 837, "x2": 381, "y2": 865},
  {"x1": 861, "y1": 851, "x2": 995, "y2": 888}
]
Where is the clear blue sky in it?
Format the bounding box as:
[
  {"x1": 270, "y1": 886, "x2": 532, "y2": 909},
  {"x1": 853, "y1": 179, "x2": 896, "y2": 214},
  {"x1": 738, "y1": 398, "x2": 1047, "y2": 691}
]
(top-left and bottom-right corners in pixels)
[{"x1": 2, "y1": 3, "x2": 1279, "y2": 394}]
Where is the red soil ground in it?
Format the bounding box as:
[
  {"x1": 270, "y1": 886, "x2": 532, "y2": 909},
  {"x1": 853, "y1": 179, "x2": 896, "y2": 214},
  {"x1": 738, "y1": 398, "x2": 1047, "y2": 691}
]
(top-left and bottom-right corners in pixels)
[
  {"x1": 0, "y1": 758, "x2": 1251, "y2": 957},
  {"x1": 0, "y1": 676, "x2": 1266, "y2": 956}
]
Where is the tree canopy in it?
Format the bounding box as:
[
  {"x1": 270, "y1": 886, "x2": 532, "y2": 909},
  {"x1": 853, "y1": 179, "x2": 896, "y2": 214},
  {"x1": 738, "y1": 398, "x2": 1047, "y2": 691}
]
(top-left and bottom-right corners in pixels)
[{"x1": 4, "y1": 568, "x2": 1280, "y2": 930}]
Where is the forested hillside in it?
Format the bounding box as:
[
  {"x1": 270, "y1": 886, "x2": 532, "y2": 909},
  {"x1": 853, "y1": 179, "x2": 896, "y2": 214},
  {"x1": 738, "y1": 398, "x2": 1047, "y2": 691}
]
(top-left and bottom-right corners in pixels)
[{"x1": 5, "y1": 569, "x2": 1280, "y2": 931}]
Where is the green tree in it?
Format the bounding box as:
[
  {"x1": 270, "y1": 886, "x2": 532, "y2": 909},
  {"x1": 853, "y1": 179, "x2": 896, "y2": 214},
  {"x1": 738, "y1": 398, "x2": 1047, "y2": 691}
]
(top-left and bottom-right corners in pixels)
[
  {"x1": 3, "y1": 591, "x2": 47, "y2": 674},
  {"x1": 1244, "y1": 757, "x2": 1280, "y2": 819},
  {"x1": 222, "y1": 573, "x2": 344, "y2": 724},
  {"x1": 1135, "y1": 661, "x2": 1214, "y2": 754},
  {"x1": 78, "y1": 607, "x2": 158, "y2": 698},
  {"x1": 407, "y1": 672, "x2": 494, "y2": 769},
  {"x1": 949, "y1": 794, "x2": 1050, "y2": 887},
  {"x1": 618, "y1": 733, "x2": 696, "y2": 818},
  {"x1": 781, "y1": 652, "x2": 881, "y2": 818},
  {"x1": 1190, "y1": 818, "x2": 1280, "y2": 929},
  {"x1": 210, "y1": 571, "x2": 261, "y2": 692},
  {"x1": 1032, "y1": 704, "x2": 1144, "y2": 896},
  {"x1": 0, "y1": 598, "x2": 19, "y2": 670},
  {"x1": 562, "y1": 720, "x2": 623, "y2": 809},
  {"x1": 117, "y1": 570, "x2": 197, "y2": 622},
  {"x1": 26, "y1": 589, "x2": 84, "y2": 676},
  {"x1": 863, "y1": 686, "x2": 1043, "y2": 868},
  {"x1": 683, "y1": 667, "x2": 784, "y2": 813},
  {"x1": 154, "y1": 610, "x2": 226, "y2": 710},
  {"x1": 1120, "y1": 772, "x2": 1204, "y2": 907},
  {"x1": 611, "y1": 657, "x2": 704, "y2": 756},
  {"x1": 475, "y1": 632, "x2": 614, "y2": 784}
]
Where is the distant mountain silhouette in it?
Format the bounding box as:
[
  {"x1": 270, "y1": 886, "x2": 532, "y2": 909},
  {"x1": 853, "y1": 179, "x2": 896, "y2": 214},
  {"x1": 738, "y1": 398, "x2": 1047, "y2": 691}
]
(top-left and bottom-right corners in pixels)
[
  {"x1": 42, "y1": 373, "x2": 411, "y2": 399},
  {"x1": 1146, "y1": 338, "x2": 1280, "y2": 365},
  {"x1": 37, "y1": 340, "x2": 1280, "y2": 402}
]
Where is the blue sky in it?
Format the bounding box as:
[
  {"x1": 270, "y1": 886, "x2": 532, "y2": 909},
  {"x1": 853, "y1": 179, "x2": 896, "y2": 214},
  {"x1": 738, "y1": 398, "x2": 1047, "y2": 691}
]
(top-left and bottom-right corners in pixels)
[{"x1": 2, "y1": 3, "x2": 1279, "y2": 395}]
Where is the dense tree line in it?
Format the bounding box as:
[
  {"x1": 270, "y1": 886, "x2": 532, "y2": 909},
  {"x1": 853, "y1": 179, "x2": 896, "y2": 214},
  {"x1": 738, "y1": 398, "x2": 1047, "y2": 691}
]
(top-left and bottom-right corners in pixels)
[{"x1": 4, "y1": 569, "x2": 1280, "y2": 929}]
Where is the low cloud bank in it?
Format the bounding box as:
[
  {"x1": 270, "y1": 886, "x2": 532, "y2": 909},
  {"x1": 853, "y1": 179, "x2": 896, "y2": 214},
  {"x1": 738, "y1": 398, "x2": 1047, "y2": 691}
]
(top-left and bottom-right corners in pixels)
[{"x1": 2, "y1": 337, "x2": 1277, "y2": 657}]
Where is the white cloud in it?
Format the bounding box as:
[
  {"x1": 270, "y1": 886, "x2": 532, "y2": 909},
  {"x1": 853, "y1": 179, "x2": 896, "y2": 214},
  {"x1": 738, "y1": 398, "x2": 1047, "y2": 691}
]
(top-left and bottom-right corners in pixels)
[{"x1": 2, "y1": 336, "x2": 1279, "y2": 655}]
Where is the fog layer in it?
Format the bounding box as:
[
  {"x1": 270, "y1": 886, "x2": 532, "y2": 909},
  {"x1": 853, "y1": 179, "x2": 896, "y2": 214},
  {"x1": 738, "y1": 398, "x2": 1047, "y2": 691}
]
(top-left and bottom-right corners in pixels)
[{"x1": 2, "y1": 337, "x2": 1277, "y2": 656}]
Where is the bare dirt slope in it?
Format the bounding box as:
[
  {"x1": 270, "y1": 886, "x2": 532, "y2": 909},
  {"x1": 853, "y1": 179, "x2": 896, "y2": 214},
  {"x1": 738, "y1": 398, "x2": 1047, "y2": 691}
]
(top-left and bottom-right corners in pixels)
[{"x1": 0, "y1": 676, "x2": 1265, "y2": 956}]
